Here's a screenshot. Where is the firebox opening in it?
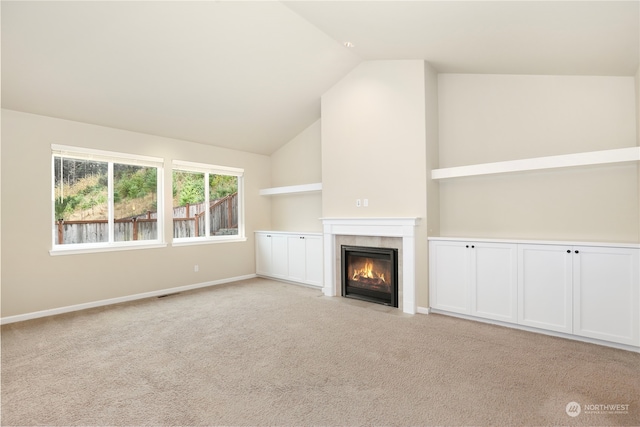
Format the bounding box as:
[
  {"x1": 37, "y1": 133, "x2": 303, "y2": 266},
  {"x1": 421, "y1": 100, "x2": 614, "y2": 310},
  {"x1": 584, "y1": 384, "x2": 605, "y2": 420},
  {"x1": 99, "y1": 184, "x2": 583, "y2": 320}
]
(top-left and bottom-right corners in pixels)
[{"x1": 341, "y1": 245, "x2": 398, "y2": 307}]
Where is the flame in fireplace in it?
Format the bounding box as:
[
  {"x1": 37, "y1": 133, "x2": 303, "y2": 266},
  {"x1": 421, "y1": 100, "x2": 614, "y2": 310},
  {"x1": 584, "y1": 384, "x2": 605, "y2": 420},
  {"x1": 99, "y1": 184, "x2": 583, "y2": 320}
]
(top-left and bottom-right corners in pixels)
[{"x1": 352, "y1": 259, "x2": 386, "y2": 283}]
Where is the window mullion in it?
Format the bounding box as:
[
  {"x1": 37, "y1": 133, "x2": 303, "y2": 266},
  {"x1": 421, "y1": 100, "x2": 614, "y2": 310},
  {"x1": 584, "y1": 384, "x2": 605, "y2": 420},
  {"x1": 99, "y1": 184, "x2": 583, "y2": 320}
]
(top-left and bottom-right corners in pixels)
[
  {"x1": 52, "y1": 156, "x2": 57, "y2": 245},
  {"x1": 238, "y1": 176, "x2": 244, "y2": 238},
  {"x1": 204, "y1": 172, "x2": 211, "y2": 237},
  {"x1": 108, "y1": 162, "x2": 114, "y2": 243},
  {"x1": 156, "y1": 166, "x2": 164, "y2": 243}
]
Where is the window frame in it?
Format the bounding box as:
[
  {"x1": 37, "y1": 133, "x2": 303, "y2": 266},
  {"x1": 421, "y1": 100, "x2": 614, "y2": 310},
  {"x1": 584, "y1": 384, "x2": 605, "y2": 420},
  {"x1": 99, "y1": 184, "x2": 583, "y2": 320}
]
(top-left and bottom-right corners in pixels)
[
  {"x1": 171, "y1": 160, "x2": 246, "y2": 246},
  {"x1": 50, "y1": 144, "x2": 166, "y2": 255}
]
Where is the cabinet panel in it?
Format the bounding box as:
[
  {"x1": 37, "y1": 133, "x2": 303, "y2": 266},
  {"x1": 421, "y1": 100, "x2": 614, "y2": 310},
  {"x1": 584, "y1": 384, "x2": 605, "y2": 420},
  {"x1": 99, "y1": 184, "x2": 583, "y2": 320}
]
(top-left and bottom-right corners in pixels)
[
  {"x1": 255, "y1": 233, "x2": 272, "y2": 276},
  {"x1": 287, "y1": 236, "x2": 306, "y2": 282},
  {"x1": 304, "y1": 236, "x2": 323, "y2": 287},
  {"x1": 271, "y1": 234, "x2": 289, "y2": 279},
  {"x1": 574, "y1": 246, "x2": 639, "y2": 345},
  {"x1": 518, "y1": 245, "x2": 572, "y2": 333},
  {"x1": 472, "y1": 243, "x2": 517, "y2": 322},
  {"x1": 429, "y1": 241, "x2": 470, "y2": 314}
]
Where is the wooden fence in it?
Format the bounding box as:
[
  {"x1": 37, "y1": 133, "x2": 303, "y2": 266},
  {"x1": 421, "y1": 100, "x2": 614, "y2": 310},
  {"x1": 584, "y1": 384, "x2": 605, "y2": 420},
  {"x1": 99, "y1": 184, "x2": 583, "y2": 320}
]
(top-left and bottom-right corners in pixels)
[{"x1": 56, "y1": 193, "x2": 238, "y2": 244}]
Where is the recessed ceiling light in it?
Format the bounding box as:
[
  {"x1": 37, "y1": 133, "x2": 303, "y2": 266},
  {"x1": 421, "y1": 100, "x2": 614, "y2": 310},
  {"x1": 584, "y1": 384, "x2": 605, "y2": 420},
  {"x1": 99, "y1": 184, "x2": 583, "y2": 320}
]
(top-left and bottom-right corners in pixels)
[{"x1": 343, "y1": 41, "x2": 355, "y2": 48}]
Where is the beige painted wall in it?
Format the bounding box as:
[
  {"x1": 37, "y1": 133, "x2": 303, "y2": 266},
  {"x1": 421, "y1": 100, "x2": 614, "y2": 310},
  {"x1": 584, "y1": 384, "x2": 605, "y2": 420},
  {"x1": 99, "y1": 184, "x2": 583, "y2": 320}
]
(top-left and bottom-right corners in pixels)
[
  {"x1": 438, "y1": 74, "x2": 639, "y2": 243},
  {"x1": 637, "y1": 67, "x2": 640, "y2": 146},
  {"x1": 270, "y1": 119, "x2": 322, "y2": 232},
  {"x1": 423, "y1": 62, "x2": 440, "y2": 306},
  {"x1": 321, "y1": 60, "x2": 428, "y2": 218},
  {"x1": 636, "y1": 66, "x2": 640, "y2": 242},
  {"x1": 424, "y1": 63, "x2": 440, "y2": 236},
  {"x1": 321, "y1": 60, "x2": 430, "y2": 306},
  {"x1": 1, "y1": 109, "x2": 271, "y2": 317},
  {"x1": 438, "y1": 74, "x2": 637, "y2": 166}
]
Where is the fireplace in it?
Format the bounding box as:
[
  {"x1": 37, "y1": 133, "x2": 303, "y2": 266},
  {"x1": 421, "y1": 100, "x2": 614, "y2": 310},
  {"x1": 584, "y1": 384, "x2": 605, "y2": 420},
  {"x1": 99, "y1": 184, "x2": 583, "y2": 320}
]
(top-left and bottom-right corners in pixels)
[
  {"x1": 341, "y1": 245, "x2": 398, "y2": 307},
  {"x1": 322, "y1": 217, "x2": 419, "y2": 314}
]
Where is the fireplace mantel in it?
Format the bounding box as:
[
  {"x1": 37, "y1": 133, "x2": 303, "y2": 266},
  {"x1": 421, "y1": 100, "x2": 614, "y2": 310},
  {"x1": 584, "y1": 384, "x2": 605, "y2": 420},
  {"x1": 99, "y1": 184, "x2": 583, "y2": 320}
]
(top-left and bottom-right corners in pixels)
[{"x1": 321, "y1": 217, "x2": 420, "y2": 314}]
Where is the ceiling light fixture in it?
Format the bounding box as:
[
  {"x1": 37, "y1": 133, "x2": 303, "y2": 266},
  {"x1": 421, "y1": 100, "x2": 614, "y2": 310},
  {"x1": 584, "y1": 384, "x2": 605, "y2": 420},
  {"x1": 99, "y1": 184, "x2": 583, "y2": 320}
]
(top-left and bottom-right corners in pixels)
[{"x1": 343, "y1": 41, "x2": 355, "y2": 48}]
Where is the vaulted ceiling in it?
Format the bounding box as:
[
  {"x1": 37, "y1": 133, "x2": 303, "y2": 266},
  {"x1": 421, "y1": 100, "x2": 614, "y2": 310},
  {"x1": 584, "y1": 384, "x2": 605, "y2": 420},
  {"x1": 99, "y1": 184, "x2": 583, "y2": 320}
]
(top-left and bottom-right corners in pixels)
[{"x1": 2, "y1": 1, "x2": 638, "y2": 155}]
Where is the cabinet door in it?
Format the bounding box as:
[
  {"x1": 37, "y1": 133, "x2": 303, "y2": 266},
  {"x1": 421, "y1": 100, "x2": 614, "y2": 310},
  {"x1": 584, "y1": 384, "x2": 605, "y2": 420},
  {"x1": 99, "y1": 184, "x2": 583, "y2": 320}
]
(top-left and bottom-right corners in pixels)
[
  {"x1": 255, "y1": 233, "x2": 272, "y2": 276},
  {"x1": 518, "y1": 244, "x2": 572, "y2": 333},
  {"x1": 287, "y1": 235, "x2": 306, "y2": 283},
  {"x1": 304, "y1": 235, "x2": 323, "y2": 287},
  {"x1": 270, "y1": 234, "x2": 289, "y2": 279},
  {"x1": 429, "y1": 241, "x2": 470, "y2": 314},
  {"x1": 573, "y1": 246, "x2": 639, "y2": 346},
  {"x1": 471, "y1": 243, "x2": 517, "y2": 323}
]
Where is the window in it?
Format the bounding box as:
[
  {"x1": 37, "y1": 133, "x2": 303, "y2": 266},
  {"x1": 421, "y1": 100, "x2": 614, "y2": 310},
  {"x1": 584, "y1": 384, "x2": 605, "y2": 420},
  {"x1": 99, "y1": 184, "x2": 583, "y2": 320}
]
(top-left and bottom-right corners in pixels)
[
  {"x1": 172, "y1": 160, "x2": 244, "y2": 243},
  {"x1": 52, "y1": 145, "x2": 164, "y2": 252}
]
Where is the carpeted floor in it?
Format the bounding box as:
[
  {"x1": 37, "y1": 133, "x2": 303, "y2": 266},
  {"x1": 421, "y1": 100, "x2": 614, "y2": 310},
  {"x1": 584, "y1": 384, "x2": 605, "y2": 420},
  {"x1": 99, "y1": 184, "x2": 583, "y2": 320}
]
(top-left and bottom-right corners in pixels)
[{"x1": 2, "y1": 278, "x2": 639, "y2": 426}]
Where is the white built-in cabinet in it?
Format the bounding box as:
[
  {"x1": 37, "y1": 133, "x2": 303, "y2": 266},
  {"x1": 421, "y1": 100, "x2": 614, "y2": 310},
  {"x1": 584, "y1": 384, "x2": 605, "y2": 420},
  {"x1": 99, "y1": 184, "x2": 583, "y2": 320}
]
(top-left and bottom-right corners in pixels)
[
  {"x1": 473, "y1": 243, "x2": 518, "y2": 323},
  {"x1": 429, "y1": 240, "x2": 517, "y2": 323},
  {"x1": 518, "y1": 244, "x2": 573, "y2": 334},
  {"x1": 572, "y1": 246, "x2": 639, "y2": 346},
  {"x1": 429, "y1": 241, "x2": 470, "y2": 314},
  {"x1": 255, "y1": 231, "x2": 323, "y2": 287},
  {"x1": 430, "y1": 238, "x2": 640, "y2": 348},
  {"x1": 256, "y1": 233, "x2": 288, "y2": 280}
]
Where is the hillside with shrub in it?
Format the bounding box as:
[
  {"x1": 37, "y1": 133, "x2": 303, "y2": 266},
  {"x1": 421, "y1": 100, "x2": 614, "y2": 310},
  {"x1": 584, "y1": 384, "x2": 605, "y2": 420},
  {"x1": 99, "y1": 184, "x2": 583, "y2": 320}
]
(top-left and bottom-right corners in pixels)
[{"x1": 55, "y1": 166, "x2": 237, "y2": 221}]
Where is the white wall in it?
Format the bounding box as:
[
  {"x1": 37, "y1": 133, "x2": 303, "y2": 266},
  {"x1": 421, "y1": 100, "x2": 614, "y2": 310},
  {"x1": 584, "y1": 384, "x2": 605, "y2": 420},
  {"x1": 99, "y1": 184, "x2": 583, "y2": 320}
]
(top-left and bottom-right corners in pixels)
[
  {"x1": 270, "y1": 119, "x2": 322, "y2": 232},
  {"x1": 1, "y1": 109, "x2": 271, "y2": 317},
  {"x1": 438, "y1": 74, "x2": 639, "y2": 243},
  {"x1": 321, "y1": 60, "x2": 430, "y2": 306}
]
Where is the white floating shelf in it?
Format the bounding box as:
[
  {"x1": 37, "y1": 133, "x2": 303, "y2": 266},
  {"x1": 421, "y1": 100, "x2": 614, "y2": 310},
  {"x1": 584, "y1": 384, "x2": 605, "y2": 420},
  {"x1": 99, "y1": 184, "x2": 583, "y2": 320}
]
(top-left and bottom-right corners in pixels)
[
  {"x1": 259, "y1": 182, "x2": 322, "y2": 196},
  {"x1": 432, "y1": 147, "x2": 640, "y2": 180}
]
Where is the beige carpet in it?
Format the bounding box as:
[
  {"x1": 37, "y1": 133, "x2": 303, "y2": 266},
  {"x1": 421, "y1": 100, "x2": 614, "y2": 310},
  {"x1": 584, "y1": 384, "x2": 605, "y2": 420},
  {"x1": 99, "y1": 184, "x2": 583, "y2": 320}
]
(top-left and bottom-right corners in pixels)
[{"x1": 2, "y1": 278, "x2": 639, "y2": 426}]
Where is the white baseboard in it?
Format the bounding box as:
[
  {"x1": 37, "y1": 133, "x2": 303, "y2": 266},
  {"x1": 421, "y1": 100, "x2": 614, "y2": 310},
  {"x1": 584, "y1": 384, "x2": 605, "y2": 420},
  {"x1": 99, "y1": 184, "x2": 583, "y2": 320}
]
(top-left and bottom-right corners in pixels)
[
  {"x1": 417, "y1": 306, "x2": 430, "y2": 315},
  {"x1": 429, "y1": 308, "x2": 640, "y2": 353},
  {"x1": 1, "y1": 274, "x2": 257, "y2": 325}
]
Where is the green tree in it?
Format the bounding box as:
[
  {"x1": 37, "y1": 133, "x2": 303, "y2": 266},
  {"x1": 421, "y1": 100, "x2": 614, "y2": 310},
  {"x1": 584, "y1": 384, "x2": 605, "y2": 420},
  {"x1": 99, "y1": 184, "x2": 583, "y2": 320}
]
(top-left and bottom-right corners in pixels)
[
  {"x1": 209, "y1": 174, "x2": 237, "y2": 200},
  {"x1": 174, "y1": 171, "x2": 205, "y2": 206}
]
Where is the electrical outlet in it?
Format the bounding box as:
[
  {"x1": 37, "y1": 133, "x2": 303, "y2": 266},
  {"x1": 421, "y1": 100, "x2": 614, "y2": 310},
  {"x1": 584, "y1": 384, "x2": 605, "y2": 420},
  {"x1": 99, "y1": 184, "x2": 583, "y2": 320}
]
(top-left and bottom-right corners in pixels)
[
  {"x1": 363, "y1": 199, "x2": 369, "y2": 207},
  {"x1": 194, "y1": 264, "x2": 199, "y2": 272},
  {"x1": 356, "y1": 199, "x2": 361, "y2": 207}
]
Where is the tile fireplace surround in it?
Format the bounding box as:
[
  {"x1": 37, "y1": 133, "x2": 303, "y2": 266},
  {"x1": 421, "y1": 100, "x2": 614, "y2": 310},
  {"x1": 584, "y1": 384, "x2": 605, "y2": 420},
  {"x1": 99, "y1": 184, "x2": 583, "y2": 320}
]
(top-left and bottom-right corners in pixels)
[{"x1": 321, "y1": 218, "x2": 420, "y2": 314}]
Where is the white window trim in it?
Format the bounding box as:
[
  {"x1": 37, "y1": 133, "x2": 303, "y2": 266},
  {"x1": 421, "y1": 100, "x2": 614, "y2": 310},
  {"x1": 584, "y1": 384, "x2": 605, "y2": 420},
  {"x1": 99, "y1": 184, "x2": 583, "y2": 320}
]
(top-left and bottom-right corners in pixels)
[
  {"x1": 51, "y1": 145, "x2": 165, "y2": 254},
  {"x1": 172, "y1": 159, "x2": 244, "y2": 176},
  {"x1": 50, "y1": 242, "x2": 168, "y2": 256},
  {"x1": 172, "y1": 236, "x2": 248, "y2": 247},
  {"x1": 171, "y1": 160, "x2": 245, "y2": 243}
]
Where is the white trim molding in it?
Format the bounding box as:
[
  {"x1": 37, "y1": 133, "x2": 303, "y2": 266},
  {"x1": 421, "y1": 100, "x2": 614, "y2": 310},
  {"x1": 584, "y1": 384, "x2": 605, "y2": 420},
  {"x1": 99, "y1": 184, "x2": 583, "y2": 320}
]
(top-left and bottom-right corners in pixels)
[
  {"x1": 321, "y1": 217, "x2": 421, "y2": 314},
  {"x1": 417, "y1": 306, "x2": 431, "y2": 315},
  {"x1": 0, "y1": 274, "x2": 257, "y2": 325}
]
